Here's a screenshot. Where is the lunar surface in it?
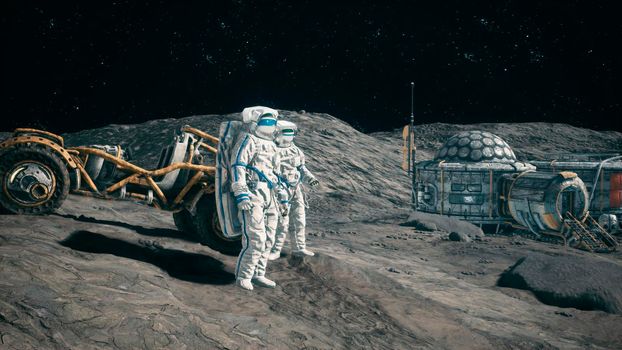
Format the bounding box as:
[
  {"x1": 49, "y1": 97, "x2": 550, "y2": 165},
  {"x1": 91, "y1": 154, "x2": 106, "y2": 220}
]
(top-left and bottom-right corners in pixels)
[{"x1": 1, "y1": 111, "x2": 621, "y2": 349}]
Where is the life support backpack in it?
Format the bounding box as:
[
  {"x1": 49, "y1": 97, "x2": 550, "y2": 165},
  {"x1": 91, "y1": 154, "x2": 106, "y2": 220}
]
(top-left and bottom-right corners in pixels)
[{"x1": 215, "y1": 120, "x2": 250, "y2": 239}]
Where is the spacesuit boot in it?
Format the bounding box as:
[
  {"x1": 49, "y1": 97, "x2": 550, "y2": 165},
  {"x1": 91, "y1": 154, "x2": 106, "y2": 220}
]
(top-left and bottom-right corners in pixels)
[
  {"x1": 268, "y1": 251, "x2": 281, "y2": 260},
  {"x1": 236, "y1": 278, "x2": 254, "y2": 291},
  {"x1": 232, "y1": 107, "x2": 286, "y2": 290},
  {"x1": 252, "y1": 275, "x2": 276, "y2": 288},
  {"x1": 270, "y1": 120, "x2": 319, "y2": 259},
  {"x1": 292, "y1": 248, "x2": 315, "y2": 257}
]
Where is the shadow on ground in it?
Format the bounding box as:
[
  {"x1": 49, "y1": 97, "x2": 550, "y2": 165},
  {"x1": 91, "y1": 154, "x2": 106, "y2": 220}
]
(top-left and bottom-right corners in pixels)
[
  {"x1": 60, "y1": 230, "x2": 234, "y2": 285},
  {"x1": 56, "y1": 213, "x2": 198, "y2": 242}
]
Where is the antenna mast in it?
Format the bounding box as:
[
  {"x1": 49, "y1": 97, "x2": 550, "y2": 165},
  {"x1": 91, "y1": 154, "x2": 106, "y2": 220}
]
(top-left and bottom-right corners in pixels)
[
  {"x1": 410, "y1": 82, "x2": 414, "y2": 124},
  {"x1": 408, "y1": 82, "x2": 415, "y2": 174},
  {"x1": 409, "y1": 82, "x2": 417, "y2": 209}
]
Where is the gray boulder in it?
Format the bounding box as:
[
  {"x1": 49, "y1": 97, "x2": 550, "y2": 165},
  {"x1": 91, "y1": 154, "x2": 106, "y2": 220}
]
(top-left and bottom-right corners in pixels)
[
  {"x1": 448, "y1": 231, "x2": 471, "y2": 242},
  {"x1": 402, "y1": 210, "x2": 484, "y2": 238},
  {"x1": 497, "y1": 252, "x2": 622, "y2": 314}
]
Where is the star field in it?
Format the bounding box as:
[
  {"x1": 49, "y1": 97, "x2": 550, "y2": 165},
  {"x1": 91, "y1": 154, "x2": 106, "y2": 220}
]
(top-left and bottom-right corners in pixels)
[{"x1": 1, "y1": 1, "x2": 620, "y2": 133}]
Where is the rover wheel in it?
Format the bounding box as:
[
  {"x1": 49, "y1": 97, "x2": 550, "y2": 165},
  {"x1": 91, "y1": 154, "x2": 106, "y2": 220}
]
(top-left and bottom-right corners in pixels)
[
  {"x1": 0, "y1": 145, "x2": 70, "y2": 215},
  {"x1": 173, "y1": 209, "x2": 196, "y2": 235},
  {"x1": 192, "y1": 195, "x2": 241, "y2": 256}
]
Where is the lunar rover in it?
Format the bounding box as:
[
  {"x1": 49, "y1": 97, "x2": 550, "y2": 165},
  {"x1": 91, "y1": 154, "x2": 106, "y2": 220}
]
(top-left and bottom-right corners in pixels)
[
  {"x1": 402, "y1": 128, "x2": 620, "y2": 253},
  {"x1": 0, "y1": 124, "x2": 248, "y2": 255}
]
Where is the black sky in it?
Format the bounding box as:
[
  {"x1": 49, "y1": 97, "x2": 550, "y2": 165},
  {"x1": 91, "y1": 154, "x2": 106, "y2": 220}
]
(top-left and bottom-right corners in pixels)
[{"x1": 1, "y1": 1, "x2": 621, "y2": 133}]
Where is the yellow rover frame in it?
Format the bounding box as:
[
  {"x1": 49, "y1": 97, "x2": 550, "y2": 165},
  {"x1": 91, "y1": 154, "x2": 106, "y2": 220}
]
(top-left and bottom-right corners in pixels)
[{"x1": 1, "y1": 126, "x2": 219, "y2": 212}]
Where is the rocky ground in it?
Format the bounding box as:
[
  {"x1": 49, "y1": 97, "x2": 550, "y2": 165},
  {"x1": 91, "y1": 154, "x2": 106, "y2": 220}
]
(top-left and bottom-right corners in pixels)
[{"x1": 1, "y1": 112, "x2": 621, "y2": 349}]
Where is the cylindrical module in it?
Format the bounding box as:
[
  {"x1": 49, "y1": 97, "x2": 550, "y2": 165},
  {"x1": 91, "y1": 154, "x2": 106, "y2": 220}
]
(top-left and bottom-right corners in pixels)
[{"x1": 504, "y1": 171, "x2": 589, "y2": 232}]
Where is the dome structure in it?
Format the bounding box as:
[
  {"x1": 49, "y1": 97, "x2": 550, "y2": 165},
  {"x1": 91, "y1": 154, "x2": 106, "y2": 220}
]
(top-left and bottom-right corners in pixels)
[{"x1": 435, "y1": 130, "x2": 517, "y2": 163}]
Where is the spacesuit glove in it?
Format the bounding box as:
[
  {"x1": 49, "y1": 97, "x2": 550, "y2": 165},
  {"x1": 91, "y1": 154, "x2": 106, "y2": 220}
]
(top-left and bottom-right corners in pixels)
[
  {"x1": 237, "y1": 198, "x2": 253, "y2": 211},
  {"x1": 276, "y1": 187, "x2": 289, "y2": 202},
  {"x1": 309, "y1": 178, "x2": 320, "y2": 187},
  {"x1": 279, "y1": 202, "x2": 289, "y2": 217}
]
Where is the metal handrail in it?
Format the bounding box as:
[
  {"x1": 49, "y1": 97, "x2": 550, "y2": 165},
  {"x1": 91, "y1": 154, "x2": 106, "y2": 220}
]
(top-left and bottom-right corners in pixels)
[{"x1": 588, "y1": 155, "x2": 622, "y2": 205}]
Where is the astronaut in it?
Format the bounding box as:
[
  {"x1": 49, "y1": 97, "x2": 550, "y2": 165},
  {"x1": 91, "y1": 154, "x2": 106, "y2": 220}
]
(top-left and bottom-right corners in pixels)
[
  {"x1": 231, "y1": 107, "x2": 288, "y2": 291},
  {"x1": 269, "y1": 120, "x2": 319, "y2": 260}
]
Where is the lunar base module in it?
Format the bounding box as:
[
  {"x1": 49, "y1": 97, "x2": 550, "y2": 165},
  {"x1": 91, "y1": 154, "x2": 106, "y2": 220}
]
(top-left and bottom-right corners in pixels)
[{"x1": 404, "y1": 129, "x2": 620, "y2": 252}]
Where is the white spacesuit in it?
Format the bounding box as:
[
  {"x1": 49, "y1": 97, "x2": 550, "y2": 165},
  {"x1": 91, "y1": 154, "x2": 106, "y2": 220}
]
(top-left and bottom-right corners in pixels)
[
  {"x1": 269, "y1": 120, "x2": 319, "y2": 260},
  {"x1": 232, "y1": 106, "x2": 287, "y2": 291}
]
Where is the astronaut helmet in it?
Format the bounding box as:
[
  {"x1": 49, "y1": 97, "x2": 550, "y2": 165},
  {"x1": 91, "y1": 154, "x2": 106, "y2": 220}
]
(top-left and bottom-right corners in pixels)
[
  {"x1": 252, "y1": 112, "x2": 278, "y2": 140},
  {"x1": 242, "y1": 106, "x2": 279, "y2": 140},
  {"x1": 275, "y1": 120, "x2": 297, "y2": 147}
]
